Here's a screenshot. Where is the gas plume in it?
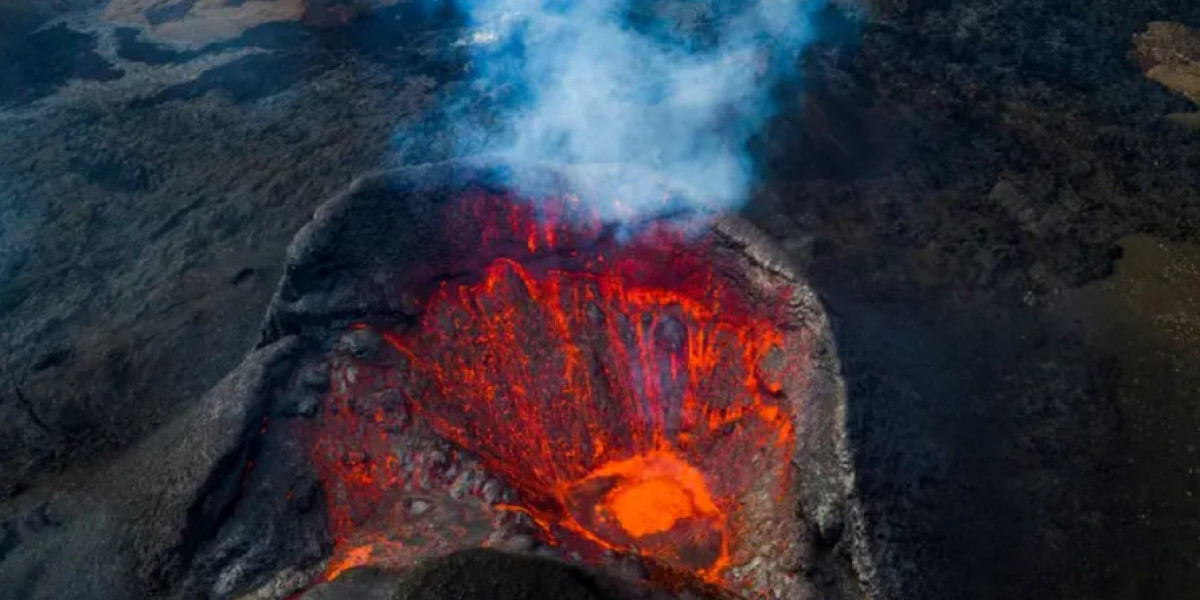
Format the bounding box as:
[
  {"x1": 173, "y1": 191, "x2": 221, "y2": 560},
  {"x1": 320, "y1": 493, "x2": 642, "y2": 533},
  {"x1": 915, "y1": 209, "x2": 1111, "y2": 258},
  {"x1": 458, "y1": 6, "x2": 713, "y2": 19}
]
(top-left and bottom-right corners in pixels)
[{"x1": 444, "y1": 0, "x2": 826, "y2": 220}]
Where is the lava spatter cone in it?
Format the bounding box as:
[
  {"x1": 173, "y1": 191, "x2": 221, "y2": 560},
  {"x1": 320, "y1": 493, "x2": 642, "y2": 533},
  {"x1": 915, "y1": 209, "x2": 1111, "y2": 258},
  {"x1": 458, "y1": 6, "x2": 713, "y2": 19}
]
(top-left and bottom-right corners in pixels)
[{"x1": 259, "y1": 159, "x2": 852, "y2": 599}]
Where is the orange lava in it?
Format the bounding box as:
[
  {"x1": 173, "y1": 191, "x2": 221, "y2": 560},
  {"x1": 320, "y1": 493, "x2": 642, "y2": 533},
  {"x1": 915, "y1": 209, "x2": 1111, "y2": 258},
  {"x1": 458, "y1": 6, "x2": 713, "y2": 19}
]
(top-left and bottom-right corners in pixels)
[
  {"x1": 610, "y1": 479, "x2": 690, "y2": 536},
  {"x1": 592, "y1": 451, "x2": 720, "y2": 537},
  {"x1": 324, "y1": 544, "x2": 377, "y2": 582},
  {"x1": 307, "y1": 192, "x2": 810, "y2": 591}
]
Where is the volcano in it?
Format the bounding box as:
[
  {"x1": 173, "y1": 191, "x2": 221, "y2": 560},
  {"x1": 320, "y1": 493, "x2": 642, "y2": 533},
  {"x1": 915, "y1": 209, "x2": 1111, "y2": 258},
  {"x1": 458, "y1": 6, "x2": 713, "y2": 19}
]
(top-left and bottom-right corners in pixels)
[
  {"x1": 194, "y1": 159, "x2": 854, "y2": 600},
  {"x1": 0, "y1": 160, "x2": 857, "y2": 600}
]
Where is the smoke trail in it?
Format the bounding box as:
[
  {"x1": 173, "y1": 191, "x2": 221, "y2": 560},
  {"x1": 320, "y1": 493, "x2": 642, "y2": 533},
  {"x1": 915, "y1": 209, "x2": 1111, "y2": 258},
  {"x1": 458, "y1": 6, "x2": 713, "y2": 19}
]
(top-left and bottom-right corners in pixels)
[{"x1": 445, "y1": 0, "x2": 826, "y2": 221}]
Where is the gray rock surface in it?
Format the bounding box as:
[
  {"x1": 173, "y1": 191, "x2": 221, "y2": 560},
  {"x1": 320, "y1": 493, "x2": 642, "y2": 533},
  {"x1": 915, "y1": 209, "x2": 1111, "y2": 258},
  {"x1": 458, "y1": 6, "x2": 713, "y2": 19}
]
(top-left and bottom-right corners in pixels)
[
  {"x1": 298, "y1": 550, "x2": 658, "y2": 600},
  {"x1": 0, "y1": 0, "x2": 459, "y2": 497},
  {"x1": 0, "y1": 336, "x2": 301, "y2": 600}
]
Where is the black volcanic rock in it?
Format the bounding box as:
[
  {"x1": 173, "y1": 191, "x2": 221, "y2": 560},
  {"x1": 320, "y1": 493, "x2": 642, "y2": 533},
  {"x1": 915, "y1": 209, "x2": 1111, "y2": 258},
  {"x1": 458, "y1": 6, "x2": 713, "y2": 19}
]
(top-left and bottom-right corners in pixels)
[
  {"x1": 0, "y1": 338, "x2": 301, "y2": 600},
  {"x1": 0, "y1": 24, "x2": 123, "y2": 106},
  {"x1": 143, "y1": 0, "x2": 200, "y2": 26},
  {"x1": 115, "y1": 27, "x2": 208, "y2": 65},
  {"x1": 299, "y1": 551, "x2": 650, "y2": 600}
]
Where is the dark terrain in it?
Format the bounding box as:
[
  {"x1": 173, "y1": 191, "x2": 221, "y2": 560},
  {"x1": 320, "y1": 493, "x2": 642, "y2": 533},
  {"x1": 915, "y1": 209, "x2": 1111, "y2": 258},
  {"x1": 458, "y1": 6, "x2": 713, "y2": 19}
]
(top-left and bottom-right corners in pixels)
[{"x1": 0, "y1": 0, "x2": 1197, "y2": 599}]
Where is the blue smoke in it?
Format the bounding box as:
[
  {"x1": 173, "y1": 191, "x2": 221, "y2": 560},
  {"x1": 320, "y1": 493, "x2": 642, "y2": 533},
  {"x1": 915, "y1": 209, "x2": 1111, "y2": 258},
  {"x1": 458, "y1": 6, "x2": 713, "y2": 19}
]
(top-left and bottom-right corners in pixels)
[{"x1": 443, "y1": 0, "x2": 826, "y2": 221}]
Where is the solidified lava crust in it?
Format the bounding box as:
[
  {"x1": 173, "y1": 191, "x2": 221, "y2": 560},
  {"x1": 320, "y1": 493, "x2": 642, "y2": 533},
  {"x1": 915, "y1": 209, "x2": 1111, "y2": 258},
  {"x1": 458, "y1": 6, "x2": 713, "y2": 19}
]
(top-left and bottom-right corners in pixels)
[{"x1": 306, "y1": 191, "x2": 819, "y2": 598}]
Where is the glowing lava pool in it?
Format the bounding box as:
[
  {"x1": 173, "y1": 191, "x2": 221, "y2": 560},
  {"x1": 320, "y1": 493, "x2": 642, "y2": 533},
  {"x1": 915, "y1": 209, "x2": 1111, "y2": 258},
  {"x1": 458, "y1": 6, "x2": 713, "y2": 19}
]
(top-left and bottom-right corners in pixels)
[{"x1": 293, "y1": 166, "x2": 837, "y2": 598}]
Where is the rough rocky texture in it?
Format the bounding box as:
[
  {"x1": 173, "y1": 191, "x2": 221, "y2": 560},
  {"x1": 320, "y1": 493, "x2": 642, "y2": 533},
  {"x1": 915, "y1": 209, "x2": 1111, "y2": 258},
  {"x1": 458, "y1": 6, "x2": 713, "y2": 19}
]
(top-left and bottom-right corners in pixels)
[
  {"x1": 0, "y1": 337, "x2": 305, "y2": 600},
  {"x1": 0, "y1": 1, "x2": 464, "y2": 498},
  {"x1": 1135, "y1": 21, "x2": 1200, "y2": 127},
  {"x1": 0, "y1": 0, "x2": 1197, "y2": 599},
  {"x1": 299, "y1": 550, "x2": 652, "y2": 600},
  {"x1": 741, "y1": 4, "x2": 1200, "y2": 598},
  {"x1": 1046, "y1": 235, "x2": 1200, "y2": 600},
  {"x1": 386, "y1": 550, "x2": 648, "y2": 600},
  {"x1": 1136, "y1": 21, "x2": 1200, "y2": 104},
  {"x1": 297, "y1": 566, "x2": 401, "y2": 600}
]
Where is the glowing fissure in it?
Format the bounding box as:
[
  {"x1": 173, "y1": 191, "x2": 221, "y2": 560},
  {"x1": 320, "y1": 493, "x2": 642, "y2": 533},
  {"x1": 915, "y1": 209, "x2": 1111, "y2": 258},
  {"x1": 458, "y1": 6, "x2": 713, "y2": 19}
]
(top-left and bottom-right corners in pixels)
[{"x1": 307, "y1": 193, "x2": 808, "y2": 592}]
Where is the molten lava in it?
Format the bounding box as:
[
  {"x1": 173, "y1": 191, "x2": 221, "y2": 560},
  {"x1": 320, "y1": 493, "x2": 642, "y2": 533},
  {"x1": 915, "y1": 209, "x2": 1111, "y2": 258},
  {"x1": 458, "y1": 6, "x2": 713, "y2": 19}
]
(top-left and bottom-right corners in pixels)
[
  {"x1": 597, "y1": 451, "x2": 717, "y2": 538},
  {"x1": 306, "y1": 192, "x2": 813, "y2": 594},
  {"x1": 611, "y1": 478, "x2": 693, "y2": 536}
]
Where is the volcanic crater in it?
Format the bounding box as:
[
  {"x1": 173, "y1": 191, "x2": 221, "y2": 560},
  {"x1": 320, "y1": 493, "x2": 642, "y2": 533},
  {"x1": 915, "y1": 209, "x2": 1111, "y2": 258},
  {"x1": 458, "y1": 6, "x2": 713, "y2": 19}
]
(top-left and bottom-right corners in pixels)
[{"x1": 248, "y1": 160, "x2": 852, "y2": 599}]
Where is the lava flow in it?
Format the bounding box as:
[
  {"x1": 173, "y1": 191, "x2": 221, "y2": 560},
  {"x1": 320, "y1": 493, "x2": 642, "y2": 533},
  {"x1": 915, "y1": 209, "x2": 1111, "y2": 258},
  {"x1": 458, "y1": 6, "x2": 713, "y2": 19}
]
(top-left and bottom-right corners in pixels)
[{"x1": 307, "y1": 192, "x2": 814, "y2": 595}]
